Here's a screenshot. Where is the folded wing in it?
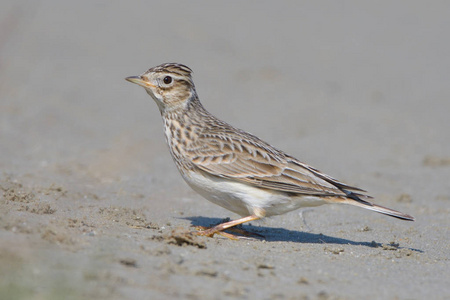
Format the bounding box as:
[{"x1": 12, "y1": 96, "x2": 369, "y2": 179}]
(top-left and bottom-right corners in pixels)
[{"x1": 185, "y1": 133, "x2": 368, "y2": 199}]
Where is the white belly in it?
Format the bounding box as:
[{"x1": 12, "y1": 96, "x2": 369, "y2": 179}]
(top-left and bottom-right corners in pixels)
[{"x1": 182, "y1": 170, "x2": 327, "y2": 217}]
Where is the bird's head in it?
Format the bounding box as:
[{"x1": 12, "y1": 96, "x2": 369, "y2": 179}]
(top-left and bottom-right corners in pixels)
[{"x1": 126, "y1": 63, "x2": 196, "y2": 113}]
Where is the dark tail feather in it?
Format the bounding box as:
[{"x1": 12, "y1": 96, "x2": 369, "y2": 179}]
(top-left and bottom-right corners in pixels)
[
  {"x1": 343, "y1": 191, "x2": 415, "y2": 221},
  {"x1": 357, "y1": 202, "x2": 414, "y2": 221}
]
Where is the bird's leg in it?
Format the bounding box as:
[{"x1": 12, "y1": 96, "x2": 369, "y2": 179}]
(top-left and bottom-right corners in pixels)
[{"x1": 194, "y1": 215, "x2": 261, "y2": 240}]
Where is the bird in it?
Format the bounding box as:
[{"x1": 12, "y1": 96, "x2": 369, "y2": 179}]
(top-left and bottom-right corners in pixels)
[{"x1": 125, "y1": 63, "x2": 414, "y2": 239}]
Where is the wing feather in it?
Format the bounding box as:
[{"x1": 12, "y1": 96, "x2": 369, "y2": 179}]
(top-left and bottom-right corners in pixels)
[{"x1": 185, "y1": 133, "x2": 364, "y2": 197}]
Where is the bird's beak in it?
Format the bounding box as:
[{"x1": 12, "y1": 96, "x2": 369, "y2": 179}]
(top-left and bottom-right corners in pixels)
[{"x1": 125, "y1": 76, "x2": 156, "y2": 88}]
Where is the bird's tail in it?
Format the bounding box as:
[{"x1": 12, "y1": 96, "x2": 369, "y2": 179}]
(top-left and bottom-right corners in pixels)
[
  {"x1": 330, "y1": 191, "x2": 415, "y2": 221},
  {"x1": 349, "y1": 200, "x2": 415, "y2": 221}
]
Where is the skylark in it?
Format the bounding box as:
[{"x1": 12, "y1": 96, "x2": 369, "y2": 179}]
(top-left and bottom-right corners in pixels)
[{"x1": 126, "y1": 63, "x2": 414, "y2": 239}]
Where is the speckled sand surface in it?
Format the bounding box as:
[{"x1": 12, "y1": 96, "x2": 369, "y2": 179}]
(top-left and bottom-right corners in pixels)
[{"x1": 1, "y1": 2, "x2": 449, "y2": 299}]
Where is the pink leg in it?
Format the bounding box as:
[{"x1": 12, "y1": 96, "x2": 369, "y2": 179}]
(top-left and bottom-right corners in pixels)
[{"x1": 194, "y1": 215, "x2": 261, "y2": 240}]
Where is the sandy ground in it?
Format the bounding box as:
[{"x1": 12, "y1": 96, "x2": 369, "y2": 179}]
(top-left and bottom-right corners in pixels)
[{"x1": 1, "y1": 1, "x2": 449, "y2": 299}]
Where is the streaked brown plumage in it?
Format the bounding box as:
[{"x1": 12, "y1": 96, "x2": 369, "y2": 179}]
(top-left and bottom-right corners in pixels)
[{"x1": 126, "y1": 63, "x2": 414, "y2": 239}]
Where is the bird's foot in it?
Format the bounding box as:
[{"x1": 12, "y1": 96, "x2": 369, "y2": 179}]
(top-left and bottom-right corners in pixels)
[{"x1": 193, "y1": 223, "x2": 264, "y2": 240}]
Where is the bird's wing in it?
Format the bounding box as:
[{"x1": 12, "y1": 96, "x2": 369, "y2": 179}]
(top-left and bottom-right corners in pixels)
[{"x1": 185, "y1": 132, "x2": 366, "y2": 198}]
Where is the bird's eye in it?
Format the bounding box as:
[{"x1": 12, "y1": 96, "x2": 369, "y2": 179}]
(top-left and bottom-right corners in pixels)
[{"x1": 163, "y1": 76, "x2": 172, "y2": 84}]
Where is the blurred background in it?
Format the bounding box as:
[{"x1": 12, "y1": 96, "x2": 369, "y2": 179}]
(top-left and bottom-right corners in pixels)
[
  {"x1": 2, "y1": 1, "x2": 448, "y2": 181},
  {"x1": 1, "y1": 1, "x2": 449, "y2": 299}
]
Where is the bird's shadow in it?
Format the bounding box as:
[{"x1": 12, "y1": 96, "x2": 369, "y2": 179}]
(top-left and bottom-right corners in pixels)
[{"x1": 182, "y1": 216, "x2": 423, "y2": 253}]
